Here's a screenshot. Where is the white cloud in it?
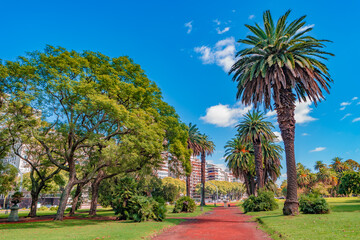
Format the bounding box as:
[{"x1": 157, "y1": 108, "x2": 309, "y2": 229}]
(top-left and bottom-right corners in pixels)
[
  {"x1": 294, "y1": 100, "x2": 317, "y2": 124},
  {"x1": 352, "y1": 117, "x2": 360, "y2": 122},
  {"x1": 184, "y1": 21, "x2": 193, "y2": 34},
  {"x1": 340, "y1": 102, "x2": 351, "y2": 110},
  {"x1": 216, "y1": 27, "x2": 230, "y2": 34},
  {"x1": 310, "y1": 147, "x2": 326, "y2": 152},
  {"x1": 302, "y1": 133, "x2": 309, "y2": 136},
  {"x1": 194, "y1": 37, "x2": 237, "y2": 72},
  {"x1": 248, "y1": 15, "x2": 255, "y2": 20},
  {"x1": 296, "y1": 24, "x2": 315, "y2": 34},
  {"x1": 341, "y1": 113, "x2": 352, "y2": 120},
  {"x1": 200, "y1": 102, "x2": 252, "y2": 127},
  {"x1": 265, "y1": 110, "x2": 277, "y2": 117},
  {"x1": 273, "y1": 131, "x2": 283, "y2": 142},
  {"x1": 352, "y1": 97, "x2": 358, "y2": 101}
]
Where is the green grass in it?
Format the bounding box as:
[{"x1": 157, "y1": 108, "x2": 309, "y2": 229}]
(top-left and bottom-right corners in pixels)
[
  {"x1": 0, "y1": 205, "x2": 215, "y2": 239},
  {"x1": 245, "y1": 197, "x2": 360, "y2": 240}
]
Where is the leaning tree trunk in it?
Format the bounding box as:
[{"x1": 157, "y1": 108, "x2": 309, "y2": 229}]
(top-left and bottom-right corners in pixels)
[
  {"x1": 200, "y1": 151, "x2": 206, "y2": 206},
  {"x1": 253, "y1": 140, "x2": 264, "y2": 190},
  {"x1": 89, "y1": 170, "x2": 105, "y2": 216},
  {"x1": 70, "y1": 183, "x2": 84, "y2": 215},
  {"x1": 186, "y1": 175, "x2": 191, "y2": 197},
  {"x1": 243, "y1": 175, "x2": 251, "y2": 196},
  {"x1": 276, "y1": 88, "x2": 299, "y2": 215},
  {"x1": 54, "y1": 175, "x2": 75, "y2": 221}
]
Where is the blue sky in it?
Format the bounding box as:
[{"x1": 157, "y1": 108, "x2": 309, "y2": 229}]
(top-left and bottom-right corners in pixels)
[{"x1": 1, "y1": 0, "x2": 360, "y2": 183}]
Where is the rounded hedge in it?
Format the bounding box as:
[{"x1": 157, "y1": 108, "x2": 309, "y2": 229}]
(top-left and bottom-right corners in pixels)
[
  {"x1": 173, "y1": 196, "x2": 196, "y2": 213},
  {"x1": 242, "y1": 190, "x2": 278, "y2": 213},
  {"x1": 299, "y1": 193, "x2": 330, "y2": 214}
]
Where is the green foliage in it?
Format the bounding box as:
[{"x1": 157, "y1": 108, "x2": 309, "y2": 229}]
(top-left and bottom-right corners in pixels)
[
  {"x1": 0, "y1": 162, "x2": 18, "y2": 195},
  {"x1": 299, "y1": 193, "x2": 330, "y2": 214},
  {"x1": 339, "y1": 171, "x2": 360, "y2": 195},
  {"x1": 113, "y1": 195, "x2": 166, "y2": 222},
  {"x1": 173, "y1": 196, "x2": 196, "y2": 213},
  {"x1": 49, "y1": 206, "x2": 58, "y2": 211},
  {"x1": 38, "y1": 206, "x2": 49, "y2": 211},
  {"x1": 242, "y1": 190, "x2": 278, "y2": 213}
]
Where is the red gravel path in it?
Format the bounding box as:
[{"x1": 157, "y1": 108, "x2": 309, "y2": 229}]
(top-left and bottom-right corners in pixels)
[{"x1": 153, "y1": 204, "x2": 271, "y2": 240}]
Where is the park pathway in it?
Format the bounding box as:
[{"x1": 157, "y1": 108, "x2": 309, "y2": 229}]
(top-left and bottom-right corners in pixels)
[{"x1": 153, "y1": 204, "x2": 271, "y2": 240}]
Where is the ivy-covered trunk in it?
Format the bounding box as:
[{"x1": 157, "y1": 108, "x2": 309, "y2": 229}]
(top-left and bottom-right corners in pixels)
[
  {"x1": 276, "y1": 88, "x2": 299, "y2": 215},
  {"x1": 186, "y1": 175, "x2": 191, "y2": 197}
]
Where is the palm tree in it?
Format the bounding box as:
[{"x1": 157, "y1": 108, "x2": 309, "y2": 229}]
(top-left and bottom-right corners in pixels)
[
  {"x1": 230, "y1": 10, "x2": 333, "y2": 215},
  {"x1": 224, "y1": 138, "x2": 256, "y2": 196},
  {"x1": 314, "y1": 161, "x2": 327, "y2": 171},
  {"x1": 262, "y1": 140, "x2": 283, "y2": 187},
  {"x1": 199, "y1": 134, "x2": 215, "y2": 206},
  {"x1": 237, "y1": 111, "x2": 275, "y2": 190},
  {"x1": 330, "y1": 157, "x2": 349, "y2": 174},
  {"x1": 186, "y1": 123, "x2": 202, "y2": 196}
]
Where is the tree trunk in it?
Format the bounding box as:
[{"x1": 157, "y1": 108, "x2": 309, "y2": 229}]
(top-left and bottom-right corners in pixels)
[
  {"x1": 89, "y1": 171, "x2": 105, "y2": 216},
  {"x1": 200, "y1": 151, "x2": 206, "y2": 206},
  {"x1": 253, "y1": 141, "x2": 264, "y2": 190},
  {"x1": 276, "y1": 88, "x2": 299, "y2": 215},
  {"x1": 243, "y1": 174, "x2": 251, "y2": 196},
  {"x1": 54, "y1": 179, "x2": 75, "y2": 221},
  {"x1": 249, "y1": 175, "x2": 256, "y2": 195},
  {"x1": 70, "y1": 183, "x2": 83, "y2": 215},
  {"x1": 186, "y1": 175, "x2": 191, "y2": 197},
  {"x1": 28, "y1": 193, "x2": 39, "y2": 218}
]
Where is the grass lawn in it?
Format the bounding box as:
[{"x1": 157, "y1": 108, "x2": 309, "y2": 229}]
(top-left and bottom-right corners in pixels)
[
  {"x1": 245, "y1": 197, "x2": 360, "y2": 240},
  {"x1": 0, "y1": 204, "x2": 215, "y2": 239}
]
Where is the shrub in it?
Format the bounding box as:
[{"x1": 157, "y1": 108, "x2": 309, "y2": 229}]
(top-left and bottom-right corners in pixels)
[
  {"x1": 173, "y1": 196, "x2": 196, "y2": 213},
  {"x1": 113, "y1": 195, "x2": 166, "y2": 222},
  {"x1": 243, "y1": 190, "x2": 278, "y2": 213},
  {"x1": 50, "y1": 206, "x2": 58, "y2": 211},
  {"x1": 299, "y1": 193, "x2": 330, "y2": 214},
  {"x1": 38, "y1": 206, "x2": 49, "y2": 211}
]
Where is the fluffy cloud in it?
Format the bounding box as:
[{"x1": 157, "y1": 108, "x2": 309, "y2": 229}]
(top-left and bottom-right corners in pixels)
[
  {"x1": 352, "y1": 117, "x2": 360, "y2": 122},
  {"x1": 294, "y1": 100, "x2": 317, "y2": 124},
  {"x1": 302, "y1": 133, "x2": 309, "y2": 136},
  {"x1": 216, "y1": 27, "x2": 230, "y2": 34},
  {"x1": 352, "y1": 97, "x2": 358, "y2": 101},
  {"x1": 273, "y1": 131, "x2": 283, "y2": 142},
  {"x1": 194, "y1": 37, "x2": 237, "y2": 72},
  {"x1": 340, "y1": 102, "x2": 351, "y2": 110},
  {"x1": 184, "y1": 21, "x2": 193, "y2": 34},
  {"x1": 310, "y1": 147, "x2": 326, "y2": 152},
  {"x1": 248, "y1": 15, "x2": 255, "y2": 20},
  {"x1": 200, "y1": 102, "x2": 252, "y2": 127}
]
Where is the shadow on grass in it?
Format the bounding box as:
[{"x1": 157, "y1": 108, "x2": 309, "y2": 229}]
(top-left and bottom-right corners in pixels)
[{"x1": 330, "y1": 204, "x2": 360, "y2": 212}]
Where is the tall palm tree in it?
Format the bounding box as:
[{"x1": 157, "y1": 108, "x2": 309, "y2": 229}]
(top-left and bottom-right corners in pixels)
[
  {"x1": 237, "y1": 111, "x2": 275, "y2": 190},
  {"x1": 330, "y1": 157, "x2": 349, "y2": 174},
  {"x1": 224, "y1": 138, "x2": 256, "y2": 196},
  {"x1": 230, "y1": 10, "x2": 333, "y2": 215},
  {"x1": 199, "y1": 134, "x2": 215, "y2": 206},
  {"x1": 314, "y1": 161, "x2": 327, "y2": 171},
  {"x1": 186, "y1": 123, "x2": 202, "y2": 197}
]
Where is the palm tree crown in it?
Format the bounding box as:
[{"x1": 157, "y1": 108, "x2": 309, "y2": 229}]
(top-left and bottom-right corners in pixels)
[{"x1": 230, "y1": 10, "x2": 333, "y2": 108}]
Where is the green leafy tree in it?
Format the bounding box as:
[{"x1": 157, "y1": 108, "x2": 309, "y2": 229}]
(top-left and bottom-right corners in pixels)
[
  {"x1": 338, "y1": 172, "x2": 360, "y2": 195},
  {"x1": 0, "y1": 162, "x2": 18, "y2": 207},
  {"x1": 230, "y1": 10, "x2": 333, "y2": 215},
  {"x1": 4, "y1": 46, "x2": 190, "y2": 220},
  {"x1": 237, "y1": 111, "x2": 275, "y2": 190}
]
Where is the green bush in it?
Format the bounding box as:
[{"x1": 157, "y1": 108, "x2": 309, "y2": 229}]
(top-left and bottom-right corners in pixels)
[
  {"x1": 299, "y1": 193, "x2": 330, "y2": 214},
  {"x1": 173, "y1": 196, "x2": 196, "y2": 213},
  {"x1": 113, "y1": 195, "x2": 166, "y2": 222},
  {"x1": 50, "y1": 206, "x2": 58, "y2": 211},
  {"x1": 38, "y1": 206, "x2": 49, "y2": 211},
  {"x1": 243, "y1": 190, "x2": 278, "y2": 213}
]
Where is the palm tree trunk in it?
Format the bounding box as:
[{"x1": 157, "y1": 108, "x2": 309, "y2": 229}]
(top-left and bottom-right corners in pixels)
[
  {"x1": 276, "y1": 88, "x2": 299, "y2": 215},
  {"x1": 253, "y1": 141, "x2": 264, "y2": 190},
  {"x1": 200, "y1": 151, "x2": 206, "y2": 206}
]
